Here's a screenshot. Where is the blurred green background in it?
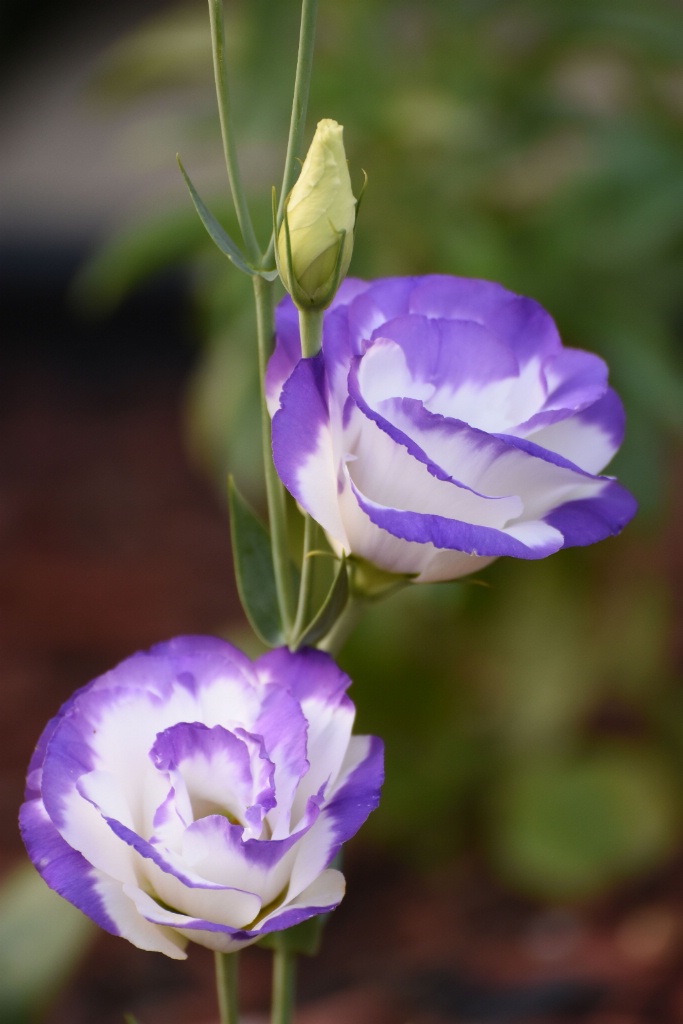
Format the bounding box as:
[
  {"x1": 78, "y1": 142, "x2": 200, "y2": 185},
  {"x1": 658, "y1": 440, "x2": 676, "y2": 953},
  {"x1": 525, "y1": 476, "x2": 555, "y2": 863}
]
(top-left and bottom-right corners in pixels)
[{"x1": 3, "y1": 0, "x2": 683, "y2": 1017}]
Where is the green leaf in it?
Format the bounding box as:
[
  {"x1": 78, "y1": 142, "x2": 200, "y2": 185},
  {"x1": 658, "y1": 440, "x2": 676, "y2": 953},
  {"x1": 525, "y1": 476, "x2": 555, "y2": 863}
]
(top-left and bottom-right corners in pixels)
[
  {"x1": 177, "y1": 156, "x2": 261, "y2": 277},
  {"x1": 124, "y1": 1016, "x2": 143, "y2": 1024},
  {"x1": 228, "y1": 476, "x2": 284, "y2": 646},
  {"x1": 295, "y1": 555, "x2": 349, "y2": 648},
  {"x1": 0, "y1": 863, "x2": 93, "y2": 1022}
]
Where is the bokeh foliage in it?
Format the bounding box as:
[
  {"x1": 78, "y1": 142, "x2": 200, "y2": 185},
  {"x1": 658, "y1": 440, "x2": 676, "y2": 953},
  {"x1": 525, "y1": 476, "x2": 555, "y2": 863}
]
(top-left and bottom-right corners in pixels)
[{"x1": 78, "y1": 0, "x2": 683, "y2": 900}]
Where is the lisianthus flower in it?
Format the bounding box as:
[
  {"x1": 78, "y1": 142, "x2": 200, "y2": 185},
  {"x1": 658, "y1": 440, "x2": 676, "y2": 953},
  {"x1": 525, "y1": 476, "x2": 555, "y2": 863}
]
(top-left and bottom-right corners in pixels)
[
  {"x1": 266, "y1": 275, "x2": 637, "y2": 583},
  {"x1": 20, "y1": 637, "x2": 383, "y2": 959}
]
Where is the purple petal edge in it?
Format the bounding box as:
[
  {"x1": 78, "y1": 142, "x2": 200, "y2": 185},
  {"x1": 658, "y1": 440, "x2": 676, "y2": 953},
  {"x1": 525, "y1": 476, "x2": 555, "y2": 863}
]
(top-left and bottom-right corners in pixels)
[
  {"x1": 19, "y1": 799, "x2": 120, "y2": 936},
  {"x1": 324, "y1": 735, "x2": 385, "y2": 855},
  {"x1": 350, "y1": 481, "x2": 561, "y2": 559},
  {"x1": 545, "y1": 479, "x2": 638, "y2": 546}
]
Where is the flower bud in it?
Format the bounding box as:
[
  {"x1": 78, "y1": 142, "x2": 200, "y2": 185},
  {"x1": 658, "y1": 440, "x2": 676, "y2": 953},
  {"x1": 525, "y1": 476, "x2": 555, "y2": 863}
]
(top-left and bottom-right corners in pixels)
[{"x1": 277, "y1": 119, "x2": 356, "y2": 309}]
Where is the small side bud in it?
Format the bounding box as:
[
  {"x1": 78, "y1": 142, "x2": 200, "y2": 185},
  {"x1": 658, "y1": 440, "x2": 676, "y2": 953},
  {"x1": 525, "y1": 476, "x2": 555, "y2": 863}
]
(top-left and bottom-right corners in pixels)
[{"x1": 277, "y1": 119, "x2": 357, "y2": 310}]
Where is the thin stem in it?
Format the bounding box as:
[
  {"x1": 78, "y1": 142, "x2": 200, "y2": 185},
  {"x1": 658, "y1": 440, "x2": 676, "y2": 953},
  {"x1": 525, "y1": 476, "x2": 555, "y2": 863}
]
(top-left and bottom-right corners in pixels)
[
  {"x1": 317, "y1": 594, "x2": 366, "y2": 657},
  {"x1": 271, "y1": 942, "x2": 296, "y2": 1024},
  {"x1": 265, "y1": 0, "x2": 320, "y2": 263},
  {"x1": 208, "y1": 0, "x2": 261, "y2": 263},
  {"x1": 215, "y1": 951, "x2": 240, "y2": 1024},
  {"x1": 299, "y1": 307, "x2": 324, "y2": 358},
  {"x1": 253, "y1": 274, "x2": 297, "y2": 635},
  {"x1": 291, "y1": 515, "x2": 318, "y2": 643}
]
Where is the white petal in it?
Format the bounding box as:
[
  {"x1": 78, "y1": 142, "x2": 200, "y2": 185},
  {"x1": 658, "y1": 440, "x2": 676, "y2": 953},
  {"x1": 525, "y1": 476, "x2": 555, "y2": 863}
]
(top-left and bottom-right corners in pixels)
[
  {"x1": 99, "y1": 879, "x2": 188, "y2": 958},
  {"x1": 346, "y1": 413, "x2": 522, "y2": 527},
  {"x1": 261, "y1": 867, "x2": 345, "y2": 929},
  {"x1": 142, "y1": 859, "x2": 262, "y2": 928},
  {"x1": 181, "y1": 817, "x2": 296, "y2": 908},
  {"x1": 503, "y1": 519, "x2": 564, "y2": 550},
  {"x1": 529, "y1": 417, "x2": 617, "y2": 475},
  {"x1": 290, "y1": 703, "x2": 355, "y2": 829},
  {"x1": 292, "y1": 420, "x2": 349, "y2": 546}
]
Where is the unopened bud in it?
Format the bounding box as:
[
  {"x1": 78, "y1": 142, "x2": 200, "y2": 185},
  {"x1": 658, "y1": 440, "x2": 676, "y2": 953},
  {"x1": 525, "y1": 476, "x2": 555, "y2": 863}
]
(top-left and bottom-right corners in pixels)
[{"x1": 277, "y1": 119, "x2": 356, "y2": 309}]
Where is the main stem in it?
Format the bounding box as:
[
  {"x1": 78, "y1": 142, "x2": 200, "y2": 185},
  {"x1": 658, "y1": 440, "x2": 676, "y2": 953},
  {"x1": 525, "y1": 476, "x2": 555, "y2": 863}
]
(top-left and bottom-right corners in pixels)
[
  {"x1": 215, "y1": 952, "x2": 240, "y2": 1024},
  {"x1": 271, "y1": 943, "x2": 296, "y2": 1024},
  {"x1": 208, "y1": 0, "x2": 260, "y2": 263},
  {"x1": 291, "y1": 514, "x2": 317, "y2": 644},
  {"x1": 253, "y1": 275, "x2": 297, "y2": 635},
  {"x1": 266, "y1": 0, "x2": 320, "y2": 263},
  {"x1": 299, "y1": 307, "x2": 324, "y2": 358},
  {"x1": 318, "y1": 594, "x2": 366, "y2": 657}
]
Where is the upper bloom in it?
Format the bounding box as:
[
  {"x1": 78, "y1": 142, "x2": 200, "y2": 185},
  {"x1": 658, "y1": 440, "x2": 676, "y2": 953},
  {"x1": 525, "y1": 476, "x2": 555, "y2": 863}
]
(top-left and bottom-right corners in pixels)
[
  {"x1": 277, "y1": 119, "x2": 356, "y2": 309},
  {"x1": 20, "y1": 637, "x2": 383, "y2": 959},
  {"x1": 266, "y1": 275, "x2": 637, "y2": 583}
]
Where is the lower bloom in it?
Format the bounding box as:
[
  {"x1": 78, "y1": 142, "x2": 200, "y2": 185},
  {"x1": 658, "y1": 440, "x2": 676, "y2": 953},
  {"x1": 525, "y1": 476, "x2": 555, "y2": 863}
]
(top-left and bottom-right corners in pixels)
[{"x1": 20, "y1": 637, "x2": 383, "y2": 958}]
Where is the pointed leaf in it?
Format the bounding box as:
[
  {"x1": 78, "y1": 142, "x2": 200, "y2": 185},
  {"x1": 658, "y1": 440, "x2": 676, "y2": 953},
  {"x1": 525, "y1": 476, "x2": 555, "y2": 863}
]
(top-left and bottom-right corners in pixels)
[
  {"x1": 296, "y1": 555, "x2": 349, "y2": 648},
  {"x1": 177, "y1": 155, "x2": 257, "y2": 276},
  {"x1": 228, "y1": 476, "x2": 284, "y2": 646}
]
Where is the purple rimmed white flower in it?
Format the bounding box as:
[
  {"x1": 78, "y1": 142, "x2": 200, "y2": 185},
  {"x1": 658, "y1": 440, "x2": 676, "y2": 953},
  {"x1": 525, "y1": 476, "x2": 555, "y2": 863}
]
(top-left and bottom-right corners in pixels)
[
  {"x1": 20, "y1": 637, "x2": 383, "y2": 959},
  {"x1": 266, "y1": 276, "x2": 637, "y2": 583}
]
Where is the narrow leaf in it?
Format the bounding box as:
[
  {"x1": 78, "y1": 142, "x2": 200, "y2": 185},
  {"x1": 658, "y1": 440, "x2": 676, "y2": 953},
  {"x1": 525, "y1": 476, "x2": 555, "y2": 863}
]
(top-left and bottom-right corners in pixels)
[
  {"x1": 296, "y1": 555, "x2": 349, "y2": 648},
  {"x1": 228, "y1": 476, "x2": 284, "y2": 646},
  {"x1": 177, "y1": 155, "x2": 257, "y2": 276}
]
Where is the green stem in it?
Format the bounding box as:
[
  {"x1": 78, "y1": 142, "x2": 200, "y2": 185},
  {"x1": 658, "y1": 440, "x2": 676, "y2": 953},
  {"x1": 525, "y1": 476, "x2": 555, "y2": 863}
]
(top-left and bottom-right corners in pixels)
[
  {"x1": 208, "y1": 0, "x2": 261, "y2": 263},
  {"x1": 317, "y1": 593, "x2": 366, "y2": 657},
  {"x1": 265, "y1": 0, "x2": 320, "y2": 263},
  {"x1": 271, "y1": 942, "x2": 296, "y2": 1024},
  {"x1": 299, "y1": 307, "x2": 324, "y2": 358},
  {"x1": 253, "y1": 274, "x2": 297, "y2": 636},
  {"x1": 291, "y1": 515, "x2": 318, "y2": 644},
  {"x1": 215, "y1": 952, "x2": 240, "y2": 1024}
]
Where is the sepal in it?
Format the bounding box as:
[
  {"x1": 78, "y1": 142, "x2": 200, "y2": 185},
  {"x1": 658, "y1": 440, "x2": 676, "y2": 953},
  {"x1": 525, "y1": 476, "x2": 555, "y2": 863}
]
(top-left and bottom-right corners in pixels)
[
  {"x1": 294, "y1": 554, "x2": 349, "y2": 649},
  {"x1": 348, "y1": 556, "x2": 416, "y2": 600}
]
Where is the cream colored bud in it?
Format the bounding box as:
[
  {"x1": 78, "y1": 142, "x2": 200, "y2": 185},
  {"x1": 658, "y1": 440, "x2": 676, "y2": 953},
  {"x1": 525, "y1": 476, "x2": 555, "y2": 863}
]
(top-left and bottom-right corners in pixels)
[{"x1": 278, "y1": 119, "x2": 356, "y2": 309}]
